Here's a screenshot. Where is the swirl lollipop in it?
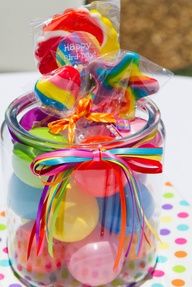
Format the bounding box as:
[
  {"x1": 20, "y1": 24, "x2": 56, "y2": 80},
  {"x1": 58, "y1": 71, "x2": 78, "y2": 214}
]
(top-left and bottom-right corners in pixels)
[
  {"x1": 35, "y1": 5, "x2": 119, "y2": 74},
  {"x1": 34, "y1": 66, "x2": 81, "y2": 113}
]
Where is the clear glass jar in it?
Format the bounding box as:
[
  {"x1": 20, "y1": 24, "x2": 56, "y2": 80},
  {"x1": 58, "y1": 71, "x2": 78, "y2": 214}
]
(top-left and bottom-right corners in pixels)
[{"x1": 1, "y1": 92, "x2": 165, "y2": 287}]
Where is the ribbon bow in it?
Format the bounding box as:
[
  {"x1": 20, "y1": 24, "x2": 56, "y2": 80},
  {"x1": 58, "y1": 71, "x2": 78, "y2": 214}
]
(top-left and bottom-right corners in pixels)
[
  {"x1": 28, "y1": 143, "x2": 163, "y2": 270},
  {"x1": 48, "y1": 96, "x2": 116, "y2": 143}
]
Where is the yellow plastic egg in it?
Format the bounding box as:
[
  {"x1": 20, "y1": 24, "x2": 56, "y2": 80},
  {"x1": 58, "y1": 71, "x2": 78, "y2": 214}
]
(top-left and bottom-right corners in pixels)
[{"x1": 53, "y1": 184, "x2": 99, "y2": 242}]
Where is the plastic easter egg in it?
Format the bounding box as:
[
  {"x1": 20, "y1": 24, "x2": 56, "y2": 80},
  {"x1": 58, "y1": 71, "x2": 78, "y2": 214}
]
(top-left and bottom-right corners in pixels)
[
  {"x1": 73, "y1": 160, "x2": 127, "y2": 198},
  {"x1": 120, "y1": 117, "x2": 162, "y2": 147},
  {"x1": 53, "y1": 185, "x2": 99, "y2": 242},
  {"x1": 12, "y1": 128, "x2": 67, "y2": 188},
  {"x1": 72, "y1": 146, "x2": 126, "y2": 197},
  {"x1": 29, "y1": 126, "x2": 68, "y2": 143},
  {"x1": 8, "y1": 175, "x2": 41, "y2": 220},
  {"x1": 65, "y1": 226, "x2": 124, "y2": 286},
  {"x1": 19, "y1": 107, "x2": 58, "y2": 131},
  {"x1": 12, "y1": 221, "x2": 65, "y2": 285},
  {"x1": 56, "y1": 31, "x2": 100, "y2": 67},
  {"x1": 12, "y1": 143, "x2": 43, "y2": 189},
  {"x1": 97, "y1": 182, "x2": 155, "y2": 235}
]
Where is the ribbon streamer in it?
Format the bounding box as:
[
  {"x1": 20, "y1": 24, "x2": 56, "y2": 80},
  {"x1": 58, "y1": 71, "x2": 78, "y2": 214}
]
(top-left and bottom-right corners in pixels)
[{"x1": 28, "y1": 144, "x2": 163, "y2": 270}]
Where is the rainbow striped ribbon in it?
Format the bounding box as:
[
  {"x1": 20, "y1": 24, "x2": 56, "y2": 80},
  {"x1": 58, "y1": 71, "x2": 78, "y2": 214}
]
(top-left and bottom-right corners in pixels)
[{"x1": 28, "y1": 146, "x2": 163, "y2": 270}]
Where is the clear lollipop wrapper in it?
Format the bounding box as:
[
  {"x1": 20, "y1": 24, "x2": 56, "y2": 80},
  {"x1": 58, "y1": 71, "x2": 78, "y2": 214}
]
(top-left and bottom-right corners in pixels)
[
  {"x1": 84, "y1": 50, "x2": 173, "y2": 117},
  {"x1": 33, "y1": 49, "x2": 172, "y2": 144},
  {"x1": 33, "y1": 1, "x2": 120, "y2": 74}
]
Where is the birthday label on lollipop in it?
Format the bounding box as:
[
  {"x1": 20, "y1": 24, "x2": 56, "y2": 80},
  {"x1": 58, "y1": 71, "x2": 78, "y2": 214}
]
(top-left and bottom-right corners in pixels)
[{"x1": 56, "y1": 32, "x2": 100, "y2": 67}]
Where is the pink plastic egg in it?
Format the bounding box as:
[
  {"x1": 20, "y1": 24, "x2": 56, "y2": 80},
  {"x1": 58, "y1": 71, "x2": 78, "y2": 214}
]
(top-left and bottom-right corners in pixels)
[
  {"x1": 65, "y1": 227, "x2": 124, "y2": 286},
  {"x1": 73, "y1": 160, "x2": 127, "y2": 197}
]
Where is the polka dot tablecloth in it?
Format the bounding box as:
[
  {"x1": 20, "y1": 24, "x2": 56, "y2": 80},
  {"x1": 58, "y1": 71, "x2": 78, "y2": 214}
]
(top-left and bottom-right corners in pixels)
[{"x1": 0, "y1": 182, "x2": 192, "y2": 287}]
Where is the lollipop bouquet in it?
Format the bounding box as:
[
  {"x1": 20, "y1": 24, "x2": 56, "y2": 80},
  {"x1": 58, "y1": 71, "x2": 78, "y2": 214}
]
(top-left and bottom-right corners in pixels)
[{"x1": 2, "y1": 1, "x2": 172, "y2": 286}]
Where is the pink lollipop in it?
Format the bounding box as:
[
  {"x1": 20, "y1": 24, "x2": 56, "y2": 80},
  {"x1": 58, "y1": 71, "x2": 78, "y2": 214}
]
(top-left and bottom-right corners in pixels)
[{"x1": 65, "y1": 226, "x2": 124, "y2": 286}]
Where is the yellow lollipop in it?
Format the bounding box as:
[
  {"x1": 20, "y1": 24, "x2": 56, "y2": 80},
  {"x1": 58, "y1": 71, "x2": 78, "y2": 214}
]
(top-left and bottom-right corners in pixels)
[
  {"x1": 53, "y1": 184, "x2": 99, "y2": 242},
  {"x1": 90, "y1": 9, "x2": 120, "y2": 55}
]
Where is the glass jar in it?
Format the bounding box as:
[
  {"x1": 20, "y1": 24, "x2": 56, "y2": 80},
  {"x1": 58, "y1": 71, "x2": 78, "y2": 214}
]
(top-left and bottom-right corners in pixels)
[{"x1": 1, "y1": 92, "x2": 165, "y2": 287}]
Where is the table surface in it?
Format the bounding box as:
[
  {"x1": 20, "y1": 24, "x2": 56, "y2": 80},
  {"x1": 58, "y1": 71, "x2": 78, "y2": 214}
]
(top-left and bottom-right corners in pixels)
[
  {"x1": 0, "y1": 183, "x2": 192, "y2": 287},
  {"x1": 0, "y1": 72, "x2": 192, "y2": 203}
]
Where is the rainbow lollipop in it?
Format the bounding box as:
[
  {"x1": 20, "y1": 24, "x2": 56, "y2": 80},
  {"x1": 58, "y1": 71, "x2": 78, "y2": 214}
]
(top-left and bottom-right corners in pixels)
[
  {"x1": 34, "y1": 66, "x2": 81, "y2": 112},
  {"x1": 88, "y1": 51, "x2": 159, "y2": 119}
]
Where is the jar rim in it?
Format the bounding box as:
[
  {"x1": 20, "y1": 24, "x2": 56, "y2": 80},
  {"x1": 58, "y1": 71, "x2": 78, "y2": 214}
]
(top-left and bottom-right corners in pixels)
[{"x1": 5, "y1": 92, "x2": 161, "y2": 150}]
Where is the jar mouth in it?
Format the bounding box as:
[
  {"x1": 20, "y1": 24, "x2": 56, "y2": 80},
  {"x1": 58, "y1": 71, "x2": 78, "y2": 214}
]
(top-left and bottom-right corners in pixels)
[{"x1": 5, "y1": 92, "x2": 161, "y2": 150}]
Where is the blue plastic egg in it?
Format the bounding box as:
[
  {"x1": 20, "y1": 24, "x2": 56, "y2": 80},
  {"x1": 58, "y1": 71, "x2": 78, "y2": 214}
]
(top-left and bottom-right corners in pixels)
[
  {"x1": 97, "y1": 182, "x2": 154, "y2": 235},
  {"x1": 8, "y1": 174, "x2": 42, "y2": 220}
]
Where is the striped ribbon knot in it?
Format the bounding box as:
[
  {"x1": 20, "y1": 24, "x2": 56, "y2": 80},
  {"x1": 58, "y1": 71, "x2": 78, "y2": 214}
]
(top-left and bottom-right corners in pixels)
[{"x1": 28, "y1": 145, "x2": 163, "y2": 270}]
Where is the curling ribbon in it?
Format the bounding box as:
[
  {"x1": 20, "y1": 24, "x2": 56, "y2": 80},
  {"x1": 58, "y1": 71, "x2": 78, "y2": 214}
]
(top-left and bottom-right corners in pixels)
[
  {"x1": 28, "y1": 144, "x2": 163, "y2": 270},
  {"x1": 48, "y1": 96, "x2": 116, "y2": 144}
]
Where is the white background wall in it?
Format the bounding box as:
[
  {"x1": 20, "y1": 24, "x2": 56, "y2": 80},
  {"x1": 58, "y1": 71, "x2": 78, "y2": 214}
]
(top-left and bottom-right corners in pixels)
[{"x1": 0, "y1": 0, "x2": 83, "y2": 72}]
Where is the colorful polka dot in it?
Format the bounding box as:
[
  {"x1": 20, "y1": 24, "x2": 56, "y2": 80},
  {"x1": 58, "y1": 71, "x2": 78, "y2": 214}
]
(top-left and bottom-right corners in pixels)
[
  {"x1": 171, "y1": 279, "x2": 185, "y2": 286},
  {"x1": 9, "y1": 284, "x2": 22, "y2": 287},
  {"x1": 158, "y1": 242, "x2": 169, "y2": 250},
  {"x1": 165, "y1": 181, "x2": 173, "y2": 186},
  {"x1": 162, "y1": 204, "x2": 173, "y2": 210},
  {"x1": 128, "y1": 261, "x2": 135, "y2": 270},
  {"x1": 3, "y1": 247, "x2": 8, "y2": 254},
  {"x1": 0, "y1": 211, "x2": 6, "y2": 217},
  {"x1": 151, "y1": 269, "x2": 165, "y2": 277},
  {"x1": 177, "y1": 212, "x2": 189, "y2": 218},
  {"x1": 174, "y1": 251, "x2": 187, "y2": 258},
  {"x1": 179, "y1": 200, "x2": 190, "y2": 206},
  {"x1": 0, "y1": 224, "x2": 6, "y2": 231},
  {"x1": 175, "y1": 238, "x2": 187, "y2": 245},
  {"x1": 157, "y1": 256, "x2": 168, "y2": 263},
  {"x1": 0, "y1": 274, "x2": 4, "y2": 280},
  {"x1": 160, "y1": 229, "x2": 171, "y2": 236},
  {"x1": 173, "y1": 265, "x2": 186, "y2": 273},
  {"x1": 163, "y1": 192, "x2": 174, "y2": 198},
  {"x1": 160, "y1": 215, "x2": 173, "y2": 223},
  {"x1": 0, "y1": 182, "x2": 191, "y2": 286},
  {"x1": 0, "y1": 259, "x2": 10, "y2": 267},
  {"x1": 177, "y1": 224, "x2": 189, "y2": 231}
]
